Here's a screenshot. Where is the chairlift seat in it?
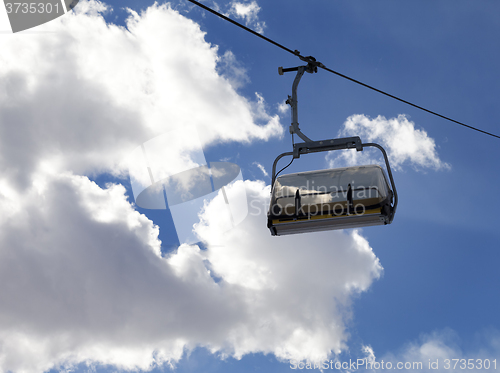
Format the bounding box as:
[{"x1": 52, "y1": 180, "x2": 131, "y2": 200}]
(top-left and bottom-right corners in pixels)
[{"x1": 267, "y1": 165, "x2": 395, "y2": 235}]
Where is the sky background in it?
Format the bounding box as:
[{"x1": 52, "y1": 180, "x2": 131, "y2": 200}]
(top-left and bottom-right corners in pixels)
[{"x1": 0, "y1": 1, "x2": 499, "y2": 372}]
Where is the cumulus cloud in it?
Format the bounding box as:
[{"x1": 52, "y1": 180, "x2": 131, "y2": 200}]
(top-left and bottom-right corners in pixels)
[
  {"x1": 0, "y1": 173, "x2": 383, "y2": 371},
  {"x1": 227, "y1": 1, "x2": 266, "y2": 34},
  {"x1": 195, "y1": 180, "x2": 383, "y2": 362},
  {"x1": 0, "y1": 0, "x2": 282, "y2": 190},
  {"x1": 0, "y1": 1, "x2": 386, "y2": 371},
  {"x1": 0, "y1": 171, "x2": 237, "y2": 371},
  {"x1": 326, "y1": 114, "x2": 450, "y2": 171}
]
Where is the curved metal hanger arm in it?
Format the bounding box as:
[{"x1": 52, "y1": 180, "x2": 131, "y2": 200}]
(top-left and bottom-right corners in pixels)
[
  {"x1": 289, "y1": 66, "x2": 312, "y2": 142},
  {"x1": 279, "y1": 64, "x2": 320, "y2": 143},
  {"x1": 362, "y1": 142, "x2": 398, "y2": 222}
]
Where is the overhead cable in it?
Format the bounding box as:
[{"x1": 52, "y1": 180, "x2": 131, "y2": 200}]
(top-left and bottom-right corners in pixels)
[{"x1": 185, "y1": 0, "x2": 500, "y2": 140}]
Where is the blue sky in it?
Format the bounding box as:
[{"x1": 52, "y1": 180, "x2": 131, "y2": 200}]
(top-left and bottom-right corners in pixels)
[{"x1": 0, "y1": 1, "x2": 499, "y2": 372}]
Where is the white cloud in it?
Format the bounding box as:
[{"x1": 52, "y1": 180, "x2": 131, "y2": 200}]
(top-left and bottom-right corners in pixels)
[
  {"x1": 278, "y1": 101, "x2": 289, "y2": 114},
  {"x1": 0, "y1": 172, "x2": 174, "y2": 372},
  {"x1": 0, "y1": 0, "x2": 282, "y2": 190},
  {"x1": 0, "y1": 1, "x2": 385, "y2": 371},
  {"x1": 253, "y1": 161, "x2": 269, "y2": 177},
  {"x1": 360, "y1": 329, "x2": 500, "y2": 372},
  {"x1": 195, "y1": 180, "x2": 383, "y2": 362},
  {"x1": 326, "y1": 114, "x2": 450, "y2": 171},
  {"x1": 217, "y1": 50, "x2": 250, "y2": 90},
  {"x1": 0, "y1": 172, "x2": 383, "y2": 371},
  {"x1": 227, "y1": 1, "x2": 266, "y2": 34}
]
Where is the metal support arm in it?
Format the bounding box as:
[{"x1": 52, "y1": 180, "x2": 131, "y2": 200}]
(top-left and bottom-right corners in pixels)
[
  {"x1": 279, "y1": 63, "x2": 319, "y2": 143},
  {"x1": 288, "y1": 66, "x2": 312, "y2": 142}
]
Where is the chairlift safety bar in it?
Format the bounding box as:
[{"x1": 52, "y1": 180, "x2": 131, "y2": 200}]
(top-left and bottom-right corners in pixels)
[{"x1": 270, "y1": 138, "x2": 398, "y2": 223}]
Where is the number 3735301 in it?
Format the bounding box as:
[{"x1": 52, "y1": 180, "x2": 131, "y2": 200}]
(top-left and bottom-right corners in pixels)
[
  {"x1": 444, "y1": 359, "x2": 497, "y2": 370},
  {"x1": 5, "y1": 3, "x2": 61, "y2": 14}
]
